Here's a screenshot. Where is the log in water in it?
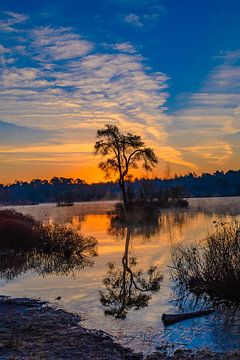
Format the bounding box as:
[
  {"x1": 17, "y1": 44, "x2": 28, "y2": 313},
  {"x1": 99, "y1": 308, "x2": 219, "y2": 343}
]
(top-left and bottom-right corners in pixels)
[{"x1": 162, "y1": 309, "x2": 214, "y2": 325}]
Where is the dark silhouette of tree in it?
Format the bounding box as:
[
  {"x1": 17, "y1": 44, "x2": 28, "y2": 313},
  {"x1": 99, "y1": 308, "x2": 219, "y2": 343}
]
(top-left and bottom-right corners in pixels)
[
  {"x1": 1, "y1": 169, "x2": 240, "y2": 206},
  {"x1": 100, "y1": 226, "x2": 162, "y2": 318},
  {"x1": 94, "y1": 124, "x2": 158, "y2": 210}
]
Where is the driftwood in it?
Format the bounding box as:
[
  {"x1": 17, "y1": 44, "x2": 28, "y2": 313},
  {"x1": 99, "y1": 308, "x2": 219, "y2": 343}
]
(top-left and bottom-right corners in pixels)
[{"x1": 162, "y1": 309, "x2": 214, "y2": 325}]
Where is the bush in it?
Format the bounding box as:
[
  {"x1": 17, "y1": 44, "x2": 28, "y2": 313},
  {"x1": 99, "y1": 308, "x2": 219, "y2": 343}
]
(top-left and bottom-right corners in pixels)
[
  {"x1": 0, "y1": 210, "x2": 98, "y2": 280},
  {"x1": 171, "y1": 220, "x2": 240, "y2": 310},
  {"x1": 0, "y1": 210, "x2": 39, "y2": 249}
]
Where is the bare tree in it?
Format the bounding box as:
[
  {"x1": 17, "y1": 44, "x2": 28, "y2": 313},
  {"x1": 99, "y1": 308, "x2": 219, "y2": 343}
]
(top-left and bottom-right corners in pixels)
[{"x1": 94, "y1": 124, "x2": 158, "y2": 210}]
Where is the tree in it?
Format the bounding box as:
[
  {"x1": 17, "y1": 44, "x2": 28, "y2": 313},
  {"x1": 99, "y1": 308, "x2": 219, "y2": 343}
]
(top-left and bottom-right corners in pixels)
[{"x1": 94, "y1": 124, "x2": 158, "y2": 210}]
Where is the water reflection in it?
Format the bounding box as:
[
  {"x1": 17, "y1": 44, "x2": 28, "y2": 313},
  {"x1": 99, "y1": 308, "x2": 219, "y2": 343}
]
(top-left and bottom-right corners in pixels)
[
  {"x1": 46, "y1": 214, "x2": 85, "y2": 229},
  {"x1": 108, "y1": 206, "x2": 192, "y2": 241},
  {"x1": 100, "y1": 216, "x2": 163, "y2": 318},
  {"x1": 189, "y1": 197, "x2": 240, "y2": 217},
  {"x1": 0, "y1": 199, "x2": 239, "y2": 353},
  {"x1": 0, "y1": 220, "x2": 97, "y2": 282}
]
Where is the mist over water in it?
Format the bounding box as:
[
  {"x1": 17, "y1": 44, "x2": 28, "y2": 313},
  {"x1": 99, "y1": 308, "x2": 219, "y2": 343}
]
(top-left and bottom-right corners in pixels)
[{"x1": 0, "y1": 198, "x2": 239, "y2": 354}]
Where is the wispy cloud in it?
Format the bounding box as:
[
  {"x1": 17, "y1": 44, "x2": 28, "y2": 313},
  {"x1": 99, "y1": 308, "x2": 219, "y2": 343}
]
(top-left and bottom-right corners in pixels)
[
  {"x1": 0, "y1": 120, "x2": 52, "y2": 146},
  {"x1": 124, "y1": 13, "x2": 143, "y2": 27},
  {"x1": 122, "y1": 4, "x2": 165, "y2": 28},
  {"x1": 206, "y1": 65, "x2": 240, "y2": 91},
  {"x1": 31, "y1": 26, "x2": 94, "y2": 61},
  {"x1": 0, "y1": 44, "x2": 9, "y2": 54},
  {"x1": 103, "y1": 42, "x2": 137, "y2": 54},
  {"x1": 182, "y1": 143, "x2": 233, "y2": 163},
  {"x1": 0, "y1": 9, "x2": 239, "y2": 180},
  {"x1": 1, "y1": 13, "x2": 193, "y2": 174},
  {"x1": 0, "y1": 11, "x2": 28, "y2": 32},
  {"x1": 169, "y1": 50, "x2": 240, "y2": 169}
]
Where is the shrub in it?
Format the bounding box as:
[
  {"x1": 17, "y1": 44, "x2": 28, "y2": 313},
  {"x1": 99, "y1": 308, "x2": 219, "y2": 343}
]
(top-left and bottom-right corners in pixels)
[
  {"x1": 0, "y1": 210, "x2": 97, "y2": 280},
  {"x1": 171, "y1": 220, "x2": 240, "y2": 310},
  {"x1": 0, "y1": 210, "x2": 39, "y2": 249}
]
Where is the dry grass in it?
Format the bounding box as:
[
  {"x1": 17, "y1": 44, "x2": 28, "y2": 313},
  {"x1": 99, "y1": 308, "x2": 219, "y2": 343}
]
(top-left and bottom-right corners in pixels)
[{"x1": 171, "y1": 220, "x2": 240, "y2": 310}]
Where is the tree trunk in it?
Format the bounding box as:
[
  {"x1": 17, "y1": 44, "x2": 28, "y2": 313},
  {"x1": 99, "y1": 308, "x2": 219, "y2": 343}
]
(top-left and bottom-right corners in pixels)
[
  {"x1": 120, "y1": 227, "x2": 131, "y2": 313},
  {"x1": 119, "y1": 178, "x2": 128, "y2": 212}
]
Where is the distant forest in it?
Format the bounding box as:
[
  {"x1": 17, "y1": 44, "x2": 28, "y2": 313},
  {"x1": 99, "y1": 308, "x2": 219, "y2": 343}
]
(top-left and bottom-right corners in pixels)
[{"x1": 0, "y1": 170, "x2": 240, "y2": 205}]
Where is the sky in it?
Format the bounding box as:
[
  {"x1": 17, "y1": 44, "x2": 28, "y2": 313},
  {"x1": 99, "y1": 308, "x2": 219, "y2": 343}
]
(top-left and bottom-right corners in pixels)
[{"x1": 0, "y1": 0, "x2": 239, "y2": 183}]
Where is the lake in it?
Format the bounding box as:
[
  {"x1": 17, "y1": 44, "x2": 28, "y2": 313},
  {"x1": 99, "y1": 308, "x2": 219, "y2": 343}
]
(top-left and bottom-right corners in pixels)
[{"x1": 1, "y1": 197, "x2": 240, "y2": 355}]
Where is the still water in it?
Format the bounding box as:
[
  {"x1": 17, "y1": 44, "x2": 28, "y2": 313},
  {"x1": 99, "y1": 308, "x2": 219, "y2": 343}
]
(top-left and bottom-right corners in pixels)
[{"x1": 1, "y1": 198, "x2": 240, "y2": 354}]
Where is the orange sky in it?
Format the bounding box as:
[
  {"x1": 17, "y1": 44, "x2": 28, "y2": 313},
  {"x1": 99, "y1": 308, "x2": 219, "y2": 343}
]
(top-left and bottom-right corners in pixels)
[
  {"x1": 0, "y1": 6, "x2": 240, "y2": 184},
  {"x1": 0, "y1": 156, "x2": 239, "y2": 184}
]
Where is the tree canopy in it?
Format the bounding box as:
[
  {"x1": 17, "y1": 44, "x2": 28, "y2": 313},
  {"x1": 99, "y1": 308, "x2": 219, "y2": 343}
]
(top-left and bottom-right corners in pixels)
[{"x1": 94, "y1": 124, "x2": 158, "y2": 209}]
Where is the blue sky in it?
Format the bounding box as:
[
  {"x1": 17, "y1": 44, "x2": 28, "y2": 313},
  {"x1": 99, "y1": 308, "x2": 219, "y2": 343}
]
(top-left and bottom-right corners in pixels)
[{"x1": 0, "y1": 0, "x2": 239, "y2": 182}]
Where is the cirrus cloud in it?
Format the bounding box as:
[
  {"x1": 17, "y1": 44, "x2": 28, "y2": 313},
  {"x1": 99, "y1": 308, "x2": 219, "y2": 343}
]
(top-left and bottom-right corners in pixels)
[{"x1": 0, "y1": 10, "x2": 240, "y2": 181}]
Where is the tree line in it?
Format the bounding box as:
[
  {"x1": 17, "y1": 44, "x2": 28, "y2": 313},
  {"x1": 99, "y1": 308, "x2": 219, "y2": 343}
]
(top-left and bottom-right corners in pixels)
[
  {"x1": 0, "y1": 124, "x2": 239, "y2": 205},
  {"x1": 0, "y1": 170, "x2": 239, "y2": 205}
]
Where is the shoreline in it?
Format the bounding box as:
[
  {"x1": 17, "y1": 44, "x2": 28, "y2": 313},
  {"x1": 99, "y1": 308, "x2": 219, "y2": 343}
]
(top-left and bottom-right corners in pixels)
[
  {"x1": 0, "y1": 194, "x2": 240, "y2": 207},
  {"x1": 0, "y1": 296, "x2": 239, "y2": 360}
]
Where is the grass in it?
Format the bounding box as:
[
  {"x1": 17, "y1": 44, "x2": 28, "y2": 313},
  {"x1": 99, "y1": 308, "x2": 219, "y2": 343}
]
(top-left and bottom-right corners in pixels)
[{"x1": 171, "y1": 220, "x2": 240, "y2": 311}]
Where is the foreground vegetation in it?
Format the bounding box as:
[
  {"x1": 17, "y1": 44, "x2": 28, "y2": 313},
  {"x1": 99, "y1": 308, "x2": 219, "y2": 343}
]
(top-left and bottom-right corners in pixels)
[
  {"x1": 171, "y1": 220, "x2": 240, "y2": 311},
  {"x1": 0, "y1": 210, "x2": 97, "y2": 281},
  {"x1": 0, "y1": 208, "x2": 239, "y2": 357}
]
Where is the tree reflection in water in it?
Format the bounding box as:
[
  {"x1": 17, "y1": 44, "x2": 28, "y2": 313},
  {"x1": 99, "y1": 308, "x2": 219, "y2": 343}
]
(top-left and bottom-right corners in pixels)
[
  {"x1": 0, "y1": 210, "x2": 98, "y2": 281},
  {"x1": 100, "y1": 213, "x2": 163, "y2": 319}
]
